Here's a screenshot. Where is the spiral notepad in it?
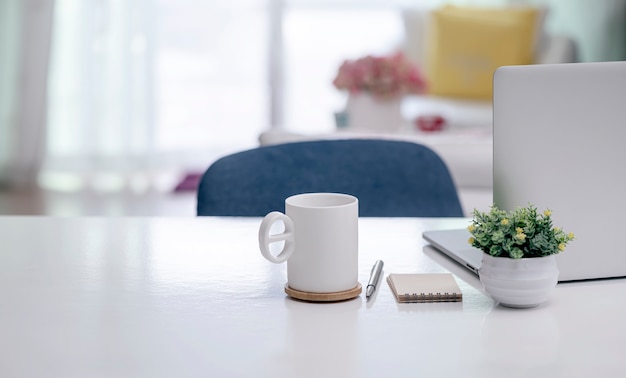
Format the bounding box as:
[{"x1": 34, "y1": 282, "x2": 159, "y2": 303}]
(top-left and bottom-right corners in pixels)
[{"x1": 387, "y1": 273, "x2": 462, "y2": 303}]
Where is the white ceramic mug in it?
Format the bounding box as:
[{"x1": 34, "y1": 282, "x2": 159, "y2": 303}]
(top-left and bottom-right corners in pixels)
[{"x1": 258, "y1": 193, "x2": 359, "y2": 293}]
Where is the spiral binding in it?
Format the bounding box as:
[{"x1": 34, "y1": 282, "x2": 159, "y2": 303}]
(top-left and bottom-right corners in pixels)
[{"x1": 399, "y1": 291, "x2": 462, "y2": 303}]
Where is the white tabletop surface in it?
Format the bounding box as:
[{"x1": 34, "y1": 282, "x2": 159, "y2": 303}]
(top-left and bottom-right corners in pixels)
[{"x1": 0, "y1": 216, "x2": 624, "y2": 378}]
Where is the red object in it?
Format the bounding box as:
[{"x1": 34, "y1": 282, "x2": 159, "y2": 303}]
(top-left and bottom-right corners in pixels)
[{"x1": 415, "y1": 115, "x2": 446, "y2": 132}]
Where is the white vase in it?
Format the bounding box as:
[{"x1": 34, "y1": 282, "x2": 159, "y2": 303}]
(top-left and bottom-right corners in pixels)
[
  {"x1": 478, "y1": 253, "x2": 559, "y2": 308},
  {"x1": 344, "y1": 94, "x2": 404, "y2": 132}
]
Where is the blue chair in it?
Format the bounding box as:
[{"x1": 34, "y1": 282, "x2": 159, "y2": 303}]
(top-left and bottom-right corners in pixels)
[{"x1": 197, "y1": 139, "x2": 463, "y2": 217}]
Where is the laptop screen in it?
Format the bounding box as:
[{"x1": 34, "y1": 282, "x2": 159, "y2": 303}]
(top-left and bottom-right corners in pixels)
[{"x1": 493, "y1": 62, "x2": 626, "y2": 281}]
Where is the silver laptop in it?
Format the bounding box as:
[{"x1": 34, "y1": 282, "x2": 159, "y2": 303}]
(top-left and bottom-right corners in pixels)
[{"x1": 424, "y1": 61, "x2": 626, "y2": 282}]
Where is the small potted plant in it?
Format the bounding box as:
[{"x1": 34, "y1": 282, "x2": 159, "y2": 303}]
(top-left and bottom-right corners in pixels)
[
  {"x1": 332, "y1": 52, "x2": 426, "y2": 100},
  {"x1": 468, "y1": 204, "x2": 575, "y2": 308},
  {"x1": 332, "y1": 52, "x2": 426, "y2": 131}
]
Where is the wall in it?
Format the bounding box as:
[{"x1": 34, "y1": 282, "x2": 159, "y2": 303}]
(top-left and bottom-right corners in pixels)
[{"x1": 527, "y1": 0, "x2": 626, "y2": 62}]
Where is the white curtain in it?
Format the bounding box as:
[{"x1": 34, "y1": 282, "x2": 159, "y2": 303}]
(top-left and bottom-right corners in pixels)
[
  {"x1": 0, "y1": 0, "x2": 55, "y2": 189},
  {"x1": 45, "y1": 0, "x2": 157, "y2": 191},
  {"x1": 43, "y1": 0, "x2": 268, "y2": 192}
]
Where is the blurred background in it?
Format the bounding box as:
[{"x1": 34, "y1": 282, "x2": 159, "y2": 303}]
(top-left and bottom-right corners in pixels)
[{"x1": 1, "y1": 0, "x2": 625, "y2": 216}]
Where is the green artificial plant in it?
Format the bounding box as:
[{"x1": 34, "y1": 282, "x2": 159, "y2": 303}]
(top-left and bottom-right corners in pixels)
[{"x1": 468, "y1": 204, "x2": 575, "y2": 259}]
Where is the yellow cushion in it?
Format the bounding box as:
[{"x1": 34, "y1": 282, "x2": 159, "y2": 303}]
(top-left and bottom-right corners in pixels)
[{"x1": 426, "y1": 6, "x2": 539, "y2": 100}]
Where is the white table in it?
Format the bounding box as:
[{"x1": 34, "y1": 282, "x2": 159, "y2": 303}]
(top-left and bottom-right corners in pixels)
[{"x1": 1, "y1": 216, "x2": 624, "y2": 377}]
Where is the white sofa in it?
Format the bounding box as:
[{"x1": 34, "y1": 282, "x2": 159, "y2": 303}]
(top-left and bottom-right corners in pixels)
[
  {"x1": 258, "y1": 121, "x2": 494, "y2": 216},
  {"x1": 259, "y1": 7, "x2": 577, "y2": 215}
]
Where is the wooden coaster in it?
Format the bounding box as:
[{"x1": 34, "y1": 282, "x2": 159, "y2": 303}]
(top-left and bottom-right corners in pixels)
[{"x1": 284, "y1": 283, "x2": 362, "y2": 302}]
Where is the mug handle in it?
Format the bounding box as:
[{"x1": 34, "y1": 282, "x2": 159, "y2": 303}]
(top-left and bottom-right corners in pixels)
[{"x1": 258, "y1": 211, "x2": 295, "y2": 264}]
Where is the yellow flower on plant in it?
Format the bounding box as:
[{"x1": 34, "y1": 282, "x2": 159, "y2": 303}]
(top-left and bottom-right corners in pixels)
[
  {"x1": 501, "y1": 219, "x2": 509, "y2": 225},
  {"x1": 568, "y1": 232, "x2": 575, "y2": 239},
  {"x1": 558, "y1": 243, "x2": 566, "y2": 251},
  {"x1": 468, "y1": 224, "x2": 475, "y2": 233},
  {"x1": 468, "y1": 237, "x2": 475, "y2": 245},
  {"x1": 516, "y1": 227, "x2": 524, "y2": 234},
  {"x1": 544, "y1": 209, "x2": 552, "y2": 216}
]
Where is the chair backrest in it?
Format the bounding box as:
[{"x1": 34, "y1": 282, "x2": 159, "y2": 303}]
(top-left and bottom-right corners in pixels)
[{"x1": 197, "y1": 139, "x2": 463, "y2": 217}]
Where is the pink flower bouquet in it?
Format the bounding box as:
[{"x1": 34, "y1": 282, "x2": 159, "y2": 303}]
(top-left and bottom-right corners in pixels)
[{"x1": 332, "y1": 52, "x2": 426, "y2": 100}]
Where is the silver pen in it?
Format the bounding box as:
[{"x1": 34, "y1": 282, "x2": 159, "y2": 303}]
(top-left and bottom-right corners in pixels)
[{"x1": 365, "y1": 260, "x2": 384, "y2": 301}]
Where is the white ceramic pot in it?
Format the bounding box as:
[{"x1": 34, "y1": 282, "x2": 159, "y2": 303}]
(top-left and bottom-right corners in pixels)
[
  {"x1": 478, "y1": 253, "x2": 559, "y2": 308},
  {"x1": 345, "y1": 93, "x2": 404, "y2": 132}
]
